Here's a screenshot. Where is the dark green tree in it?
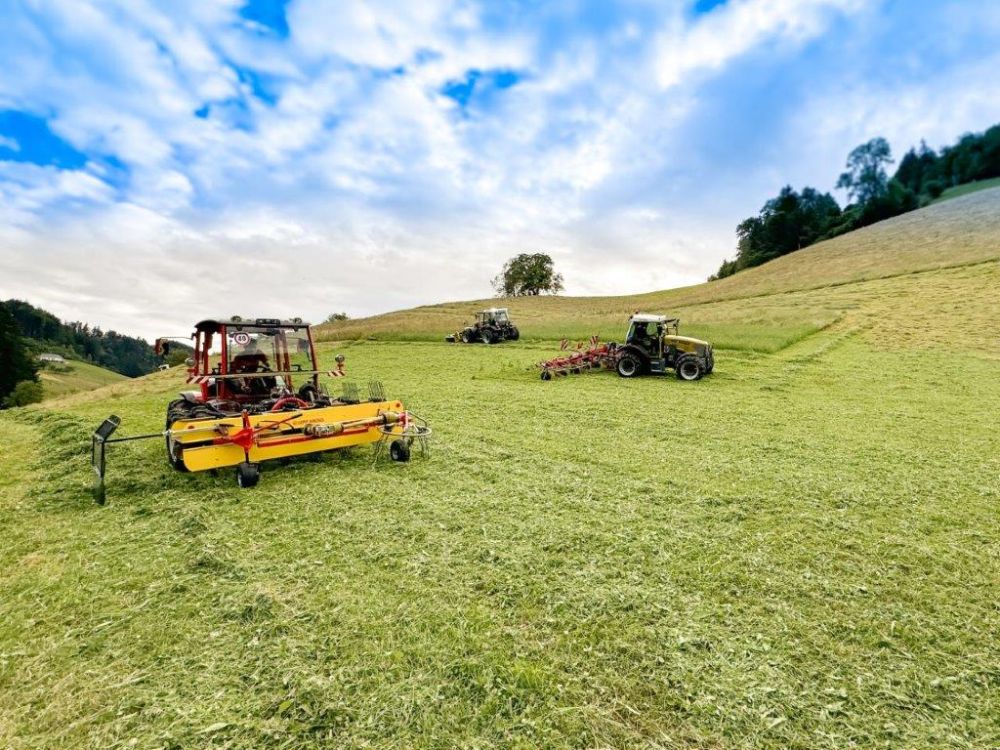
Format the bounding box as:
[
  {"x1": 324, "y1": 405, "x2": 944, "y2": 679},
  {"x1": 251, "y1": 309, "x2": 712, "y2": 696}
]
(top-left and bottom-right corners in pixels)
[
  {"x1": 837, "y1": 137, "x2": 894, "y2": 204},
  {"x1": 895, "y1": 141, "x2": 938, "y2": 195},
  {"x1": 0, "y1": 305, "x2": 39, "y2": 405},
  {"x1": 3, "y1": 380, "x2": 44, "y2": 408},
  {"x1": 712, "y1": 186, "x2": 841, "y2": 279},
  {"x1": 493, "y1": 253, "x2": 565, "y2": 297}
]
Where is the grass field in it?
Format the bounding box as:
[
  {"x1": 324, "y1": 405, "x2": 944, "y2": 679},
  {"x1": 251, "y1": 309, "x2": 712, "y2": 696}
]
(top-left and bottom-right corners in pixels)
[
  {"x1": 37, "y1": 359, "x2": 128, "y2": 399},
  {"x1": 1, "y1": 192, "x2": 999, "y2": 748},
  {"x1": 932, "y1": 177, "x2": 1000, "y2": 205}
]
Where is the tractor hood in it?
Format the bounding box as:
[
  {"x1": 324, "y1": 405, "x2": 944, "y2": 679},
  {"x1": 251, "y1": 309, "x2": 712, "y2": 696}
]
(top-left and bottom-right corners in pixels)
[{"x1": 665, "y1": 334, "x2": 711, "y2": 349}]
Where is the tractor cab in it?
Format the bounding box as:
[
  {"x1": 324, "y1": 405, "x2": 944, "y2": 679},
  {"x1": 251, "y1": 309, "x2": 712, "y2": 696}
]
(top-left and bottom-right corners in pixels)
[
  {"x1": 156, "y1": 317, "x2": 343, "y2": 408},
  {"x1": 624, "y1": 314, "x2": 679, "y2": 358},
  {"x1": 477, "y1": 308, "x2": 510, "y2": 326}
]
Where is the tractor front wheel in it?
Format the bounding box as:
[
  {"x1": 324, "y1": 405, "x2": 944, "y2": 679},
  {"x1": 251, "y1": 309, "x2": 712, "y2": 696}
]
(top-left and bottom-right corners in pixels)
[
  {"x1": 460, "y1": 329, "x2": 473, "y2": 344},
  {"x1": 616, "y1": 352, "x2": 642, "y2": 378},
  {"x1": 165, "y1": 436, "x2": 188, "y2": 472},
  {"x1": 236, "y1": 462, "x2": 261, "y2": 488},
  {"x1": 480, "y1": 328, "x2": 496, "y2": 345},
  {"x1": 676, "y1": 355, "x2": 704, "y2": 381},
  {"x1": 390, "y1": 439, "x2": 411, "y2": 462}
]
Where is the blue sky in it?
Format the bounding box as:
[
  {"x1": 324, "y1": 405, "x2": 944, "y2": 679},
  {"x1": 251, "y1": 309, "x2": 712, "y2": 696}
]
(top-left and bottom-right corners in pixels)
[{"x1": 2, "y1": 0, "x2": 1000, "y2": 339}]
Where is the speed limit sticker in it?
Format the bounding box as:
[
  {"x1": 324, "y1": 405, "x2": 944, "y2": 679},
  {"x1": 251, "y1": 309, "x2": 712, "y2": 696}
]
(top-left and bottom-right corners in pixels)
[{"x1": 233, "y1": 332, "x2": 251, "y2": 346}]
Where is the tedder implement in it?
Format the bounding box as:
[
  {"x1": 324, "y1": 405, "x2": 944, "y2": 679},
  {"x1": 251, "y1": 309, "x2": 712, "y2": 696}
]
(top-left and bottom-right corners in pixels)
[
  {"x1": 90, "y1": 317, "x2": 430, "y2": 503},
  {"x1": 445, "y1": 308, "x2": 520, "y2": 344},
  {"x1": 538, "y1": 314, "x2": 714, "y2": 381},
  {"x1": 538, "y1": 337, "x2": 615, "y2": 380}
]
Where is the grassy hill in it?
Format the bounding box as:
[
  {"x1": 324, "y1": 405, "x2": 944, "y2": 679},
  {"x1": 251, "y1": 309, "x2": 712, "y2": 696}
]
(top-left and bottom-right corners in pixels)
[
  {"x1": 932, "y1": 176, "x2": 1000, "y2": 205},
  {"x1": 1, "y1": 190, "x2": 998, "y2": 749},
  {"x1": 36, "y1": 359, "x2": 128, "y2": 399},
  {"x1": 318, "y1": 187, "x2": 1000, "y2": 352}
]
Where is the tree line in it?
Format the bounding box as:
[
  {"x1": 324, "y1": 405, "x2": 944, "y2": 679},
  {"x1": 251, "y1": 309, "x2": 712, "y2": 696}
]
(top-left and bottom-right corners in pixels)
[
  {"x1": 1, "y1": 299, "x2": 160, "y2": 378},
  {"x1": 712, "y1": 122, "x2": 1000, "y2": 280}
]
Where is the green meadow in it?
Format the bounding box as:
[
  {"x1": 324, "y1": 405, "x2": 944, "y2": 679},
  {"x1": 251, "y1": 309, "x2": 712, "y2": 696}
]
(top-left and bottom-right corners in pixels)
[{"x1": 1, "y1": 189, "x2": 999, "y2": 749}]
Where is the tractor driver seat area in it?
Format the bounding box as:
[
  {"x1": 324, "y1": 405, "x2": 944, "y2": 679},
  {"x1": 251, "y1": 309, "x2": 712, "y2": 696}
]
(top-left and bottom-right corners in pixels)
[
  {"x1": 629, "y1": 323, "x2": 655, "y2": 353},
  {"x1": 230, "y1": 353, "x2": 276, "y2": 396}
]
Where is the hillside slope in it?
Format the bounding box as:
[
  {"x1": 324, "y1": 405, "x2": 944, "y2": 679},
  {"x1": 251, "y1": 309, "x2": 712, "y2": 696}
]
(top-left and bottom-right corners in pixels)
[
  {"x1": 318, "y1": 187, "x2": 1000, "y2": 349},
  {"x1": 37, "y1": 359, "x2": 128, "y2": 399}
]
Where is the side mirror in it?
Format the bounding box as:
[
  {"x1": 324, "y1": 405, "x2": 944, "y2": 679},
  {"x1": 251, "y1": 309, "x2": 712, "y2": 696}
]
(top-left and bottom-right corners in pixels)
[{"x1": 184, "y1": 357, "x2": 194, "y2": 367}]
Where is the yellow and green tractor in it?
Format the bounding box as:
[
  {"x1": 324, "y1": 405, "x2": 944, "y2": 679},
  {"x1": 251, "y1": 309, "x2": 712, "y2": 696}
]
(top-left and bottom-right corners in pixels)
[{"x1": 538, "y1": 314, "x2": 714, "y2": 381}]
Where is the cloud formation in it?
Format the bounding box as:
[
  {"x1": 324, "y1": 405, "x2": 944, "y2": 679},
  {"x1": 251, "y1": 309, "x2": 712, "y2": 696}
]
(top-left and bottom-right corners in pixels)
[{"x1": 1, "y1": 0, "x2": 999, "y2": 339}]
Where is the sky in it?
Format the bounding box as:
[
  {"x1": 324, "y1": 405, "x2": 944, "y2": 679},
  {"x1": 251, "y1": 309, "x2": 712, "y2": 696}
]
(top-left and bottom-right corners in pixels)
[{"x1": 2, "y1": 0, "x2": 1000, "y2": 341}]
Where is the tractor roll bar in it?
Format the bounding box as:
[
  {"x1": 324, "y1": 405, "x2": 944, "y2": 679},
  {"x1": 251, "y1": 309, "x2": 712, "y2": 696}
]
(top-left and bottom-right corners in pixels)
[{"x1": 188, "y1": 368, "x2": 345, "y2": 381}]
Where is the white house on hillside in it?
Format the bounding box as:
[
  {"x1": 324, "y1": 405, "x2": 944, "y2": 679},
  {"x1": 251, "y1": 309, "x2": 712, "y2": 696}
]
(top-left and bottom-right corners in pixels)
[{"x1": 38, "y1": 353, "x2": 66, "y2": 364}]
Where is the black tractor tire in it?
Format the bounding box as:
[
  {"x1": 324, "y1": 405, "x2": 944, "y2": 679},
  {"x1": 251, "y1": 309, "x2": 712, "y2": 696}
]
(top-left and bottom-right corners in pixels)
[
  {"x1": 460, "y1": 329, "x2": 474, "y2": 344},
  {"x1": 236, "y1": 462, "x2": 261, "y2": 488},
  {"x1": 616, "y1": 352, "x2": 642, "y2": 378},
  {"x1": 165, "y1": 436, "x2": 188, "y2": 472},
  {"x1": 480, "y1": 328, "x2": 496, "y2": 345},
  {"x1": 540, "y1": 370, "x2": 552, "y2": 381},
  {"x1": 390, "y1": 439, "x2": 411, "y2": 462},
  {"x1": 676, "y1": 355, "x2": 704, "y2": 381},
  {"x1": 509, "y1": 326, "x2": 520, "y2": 341}
]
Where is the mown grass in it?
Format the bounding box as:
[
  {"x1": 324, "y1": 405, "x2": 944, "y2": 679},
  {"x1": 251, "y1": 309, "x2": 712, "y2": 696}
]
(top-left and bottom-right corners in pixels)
[
  {"x1": 37, "y1": 359, "x2": 128, "y2": 399},
  {"x1": 2, "y1": 283, "x2": 999, "y2": 747}
]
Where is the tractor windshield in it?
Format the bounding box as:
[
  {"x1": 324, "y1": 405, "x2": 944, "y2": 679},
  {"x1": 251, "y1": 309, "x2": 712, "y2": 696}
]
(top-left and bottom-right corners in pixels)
[{"x1": 226, "y1": 327, "x2": 315, "y2": 375}]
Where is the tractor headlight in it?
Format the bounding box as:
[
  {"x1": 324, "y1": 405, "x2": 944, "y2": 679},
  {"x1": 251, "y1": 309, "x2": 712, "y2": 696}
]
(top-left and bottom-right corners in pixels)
[{"x1": 335, "y1": 354, "x2": 346, "y2": 364}]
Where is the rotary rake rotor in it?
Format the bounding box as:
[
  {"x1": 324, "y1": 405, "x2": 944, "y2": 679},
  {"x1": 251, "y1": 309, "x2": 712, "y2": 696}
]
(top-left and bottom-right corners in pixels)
[{"x1": 537, "y1": 336, "x2": 617, "y2": 380}]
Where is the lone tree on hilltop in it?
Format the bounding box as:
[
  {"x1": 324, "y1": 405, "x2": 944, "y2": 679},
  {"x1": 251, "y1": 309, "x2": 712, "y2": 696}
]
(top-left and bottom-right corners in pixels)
[
  {"x1": 837, "y1": 137, "x2": 894, "y2": 204},
  {"x1": 493, "y1": 253, "x2": 564, "y2": 297}
]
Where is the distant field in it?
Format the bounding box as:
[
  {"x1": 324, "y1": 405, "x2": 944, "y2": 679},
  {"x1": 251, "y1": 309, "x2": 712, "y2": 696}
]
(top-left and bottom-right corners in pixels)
[
  {"x1": 2, "y1": 188, "x2": 999, "y2": 748},
  {"x1": 318, "y1": 187, "x2": 1000, "y2": 349},
  {"x1": 37, "y1": 359, "x2": 127, "y2": 399},
  {"x1": 933, "y1": 177, "x2": 1000, "y2": 204}
]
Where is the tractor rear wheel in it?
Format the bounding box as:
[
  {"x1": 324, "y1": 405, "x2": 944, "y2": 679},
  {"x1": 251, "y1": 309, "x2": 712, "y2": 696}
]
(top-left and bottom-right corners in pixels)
[
  {"x1": 676, "y1": 355, "x2": 704, "y2": 381},
  {"x1": 480, "y1": 328, "x2": 496, "y2": 345},
  {"x1": 236, "y1": 462, "x2": 260, "y2": 488},
  {"x1": 616, "y1": 352, "x2": 642, "y2": 378},
  {"x1": 509, "y1": 326, "x2": 520, "y2": 341},
  {"x1": 390, "y1": 439, "x2": 411, "y2": 462}
]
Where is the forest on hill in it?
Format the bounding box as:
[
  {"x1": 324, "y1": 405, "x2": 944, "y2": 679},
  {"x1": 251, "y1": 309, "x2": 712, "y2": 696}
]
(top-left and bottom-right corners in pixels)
[
  {"x1": 1, "y1": 299, "x2": 159, "y2": 377},
  {"x1": 713, "y1": 122, "x2": 1000, "y2": 279}
]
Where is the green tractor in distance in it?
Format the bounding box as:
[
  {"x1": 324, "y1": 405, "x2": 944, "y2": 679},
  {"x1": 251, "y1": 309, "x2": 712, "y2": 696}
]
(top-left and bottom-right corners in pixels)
[
  {"x1": 446, "y1": 307, "x2": 521, "y2": 344},
  {"x1": 615, "y1": 314, "x2": 714, "y2": 381}
]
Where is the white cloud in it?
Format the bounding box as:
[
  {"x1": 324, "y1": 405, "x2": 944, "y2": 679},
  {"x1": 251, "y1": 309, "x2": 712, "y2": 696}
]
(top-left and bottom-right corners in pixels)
[
  {"x1": 0, "y1": 135, "x2": 19, "y2": 151},
  {"x1": 655, "y1": 0, "x2": 870, "y2": 88}
]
